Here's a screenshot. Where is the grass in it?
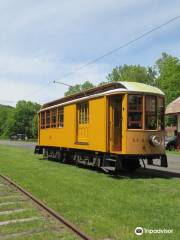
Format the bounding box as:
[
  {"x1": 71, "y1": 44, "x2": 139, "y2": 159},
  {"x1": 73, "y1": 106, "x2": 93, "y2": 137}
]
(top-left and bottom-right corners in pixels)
[
  {"x1": 0, "y1": 145, "x2": 179, "y2": 239},
  {"x1": 166, "y1": 150, "x2": 180, "y2": 155}
]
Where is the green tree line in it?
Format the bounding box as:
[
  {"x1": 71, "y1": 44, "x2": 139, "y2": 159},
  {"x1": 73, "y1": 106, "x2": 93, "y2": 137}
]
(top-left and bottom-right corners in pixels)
[
  {"x1": 0, "y1": 52, "x2": 179, "y2": 139},
  {"x1": 0, "y1": 101, "x2": 40, "y2": 139}
]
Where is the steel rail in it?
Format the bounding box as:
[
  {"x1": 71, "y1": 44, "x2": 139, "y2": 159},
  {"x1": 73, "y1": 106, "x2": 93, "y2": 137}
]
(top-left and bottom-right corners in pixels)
[{"x1": 0, "y1": 174, "x2": 93, "y2": 240}]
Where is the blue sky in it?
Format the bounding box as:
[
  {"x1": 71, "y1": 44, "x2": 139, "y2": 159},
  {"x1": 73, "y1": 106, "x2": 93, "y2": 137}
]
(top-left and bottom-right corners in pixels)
[{"x1": 0, "y1": 0, "x2": 180, "y2": 106}]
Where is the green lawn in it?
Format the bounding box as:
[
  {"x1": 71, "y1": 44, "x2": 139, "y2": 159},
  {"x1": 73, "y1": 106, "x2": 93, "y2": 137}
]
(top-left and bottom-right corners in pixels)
[
  {"x1": 0, "y1": 145, "x2": 179, "y2": 240},
  {"x1": 166, "y1": 150, "x2": 180, "y2": 155}
]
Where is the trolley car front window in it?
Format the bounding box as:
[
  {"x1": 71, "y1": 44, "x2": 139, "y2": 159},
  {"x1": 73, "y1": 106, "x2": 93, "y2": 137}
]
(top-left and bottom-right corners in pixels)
[
  {"x1": 128, "y1": 95, "x2": 143, "y2": 129},
  {"x1": 145, "y1": 96, "x2": 157, "y2": 130}
]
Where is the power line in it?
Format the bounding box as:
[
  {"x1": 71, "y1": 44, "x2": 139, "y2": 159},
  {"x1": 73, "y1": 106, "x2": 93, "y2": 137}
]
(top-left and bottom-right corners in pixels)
[
  {"x1": 55, "y1": 15, "x2": 180, "y2": 80},
  {"x1": 23, "y1": 15, "x2": 180, "y2": 99}
]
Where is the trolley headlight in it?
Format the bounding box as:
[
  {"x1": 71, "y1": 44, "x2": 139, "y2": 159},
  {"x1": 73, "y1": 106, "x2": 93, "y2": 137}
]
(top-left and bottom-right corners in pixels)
[{"x1": 149, "y1": 135, "x2": 161, "y2": 147}]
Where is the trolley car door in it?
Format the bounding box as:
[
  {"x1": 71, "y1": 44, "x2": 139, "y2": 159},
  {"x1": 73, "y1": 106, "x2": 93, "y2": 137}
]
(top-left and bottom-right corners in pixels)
[
  {"x1": 109, "y1": 95, "x2": 122, "y2": 151},
  {"x1": 77, "y1": 102, "x2": 89, "y2": 143}
]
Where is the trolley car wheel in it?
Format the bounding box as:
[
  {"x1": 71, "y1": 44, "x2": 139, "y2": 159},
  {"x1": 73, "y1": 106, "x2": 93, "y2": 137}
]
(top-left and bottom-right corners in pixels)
[
  {"x1": 56, "y1": 151, "x2": 63, "y2": 162},
  {"x1": 122, "y1": 158, "x2": 140, "y2": 172}
]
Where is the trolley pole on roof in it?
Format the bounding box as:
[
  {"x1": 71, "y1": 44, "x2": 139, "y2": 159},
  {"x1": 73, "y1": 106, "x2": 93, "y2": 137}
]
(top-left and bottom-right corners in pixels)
[
  {"x1": 53, "y1": 80, "x2": 73, "y2": 88},
  {"x1": 53, "y1": 81, "x2": 87, "y2": 96}
]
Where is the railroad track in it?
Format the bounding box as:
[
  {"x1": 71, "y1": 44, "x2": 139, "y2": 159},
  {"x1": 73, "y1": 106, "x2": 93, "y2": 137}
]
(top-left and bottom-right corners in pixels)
[{"x1": 0, "y1": 174, "x2": 93, "y2": 240}]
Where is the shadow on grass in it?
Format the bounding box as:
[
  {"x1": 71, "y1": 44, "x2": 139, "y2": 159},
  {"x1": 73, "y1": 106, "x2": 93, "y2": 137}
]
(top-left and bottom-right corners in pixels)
[
  {"x1": 109, "y1": 168, "x2": 180, "y2": 180},
  {"x1": 38, "y1": 157, "x2": 180, "y2": 180}
]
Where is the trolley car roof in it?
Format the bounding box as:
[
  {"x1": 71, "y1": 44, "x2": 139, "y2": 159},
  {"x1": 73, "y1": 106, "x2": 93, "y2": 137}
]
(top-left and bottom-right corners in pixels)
[{"x1": 40, "y1": 82, "x2": 164, "y2": 112}]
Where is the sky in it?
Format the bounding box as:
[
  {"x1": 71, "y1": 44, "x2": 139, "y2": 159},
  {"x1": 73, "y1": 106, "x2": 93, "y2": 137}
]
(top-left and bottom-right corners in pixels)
[{"x1": 0, "y1": 0, "x2": 180, "y2": 106}]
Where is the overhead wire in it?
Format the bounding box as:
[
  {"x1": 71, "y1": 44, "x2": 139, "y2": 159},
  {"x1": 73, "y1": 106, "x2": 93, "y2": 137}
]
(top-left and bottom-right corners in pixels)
[
  {"x1": 22, "y1": 15, "x2": 180, "y2": 99},
  {"x1": 55, "y1": 15, "x2": 180, "y2": 80}
]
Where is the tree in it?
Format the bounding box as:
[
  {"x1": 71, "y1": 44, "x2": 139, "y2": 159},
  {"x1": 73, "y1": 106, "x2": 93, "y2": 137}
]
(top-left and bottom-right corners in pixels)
[
  {"x1": 64, "y1": 81, "x2": 95, "y2": 96},
  {"x1": 0, "y1": 105, "x2": 14, "y2": 138},
  {"x1": 14, "y1": 101, "x2": 41, "y2": 138},
  {"x1": 5, "y1": 101, "x2": 40, "y2": 139},
  {"x1": 32, "y1": 114, "x2": 39, "y2": 139},
  {"x1": 2, "y1": 110, "x2": 16, "y2": 137},
  {"x1": 155, "y1": 52, "x2": 180, "y2": 105},
  {"x1": 106, "y1": 64, "x2": 157, "y2": 85},
  {"x1": 155, "y1": 53, "x2": 180, "y2": 126},
  {"x1": 98, "y1": 81, "x2": 108, "y2": 86},
  {"x1": 0, "y1": 101, "x2": 41, "y2": 139}
]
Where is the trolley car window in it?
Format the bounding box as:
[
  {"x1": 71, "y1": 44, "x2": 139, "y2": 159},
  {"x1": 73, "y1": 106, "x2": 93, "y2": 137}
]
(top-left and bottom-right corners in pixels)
[
  {"x1": 57, "y1": 107, "x2": 64, "y2": 127},
  {"x1": 78, "y1": 102, "x2": 89, "y2": 124},
  {"x1": 51, "y1": 109, "x2": 57, "y2": 128},
  {"x1": 46, "y1": 110, "x2": 50, "y2": 128},
  {"x1": 40, "y1": 112, "x2": 45, "y2": 129},
  {"x1": 145, "y1": 96, "x2": 157, "y2": 130},
  {"x1": 128, "y1": 95, "x2": 143, "y2": 129},
  {"x1": 157, "y1": 97, "x2": 164, "y2": 130}
]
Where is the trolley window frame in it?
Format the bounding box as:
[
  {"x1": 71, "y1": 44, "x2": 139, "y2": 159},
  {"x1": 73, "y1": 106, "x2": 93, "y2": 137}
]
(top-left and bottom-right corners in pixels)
[
  {"x1": 40, "y1": 111, "x2": 45, "y2": 129},
  {"x1": 40, "y1": 107, "x2": 64, "y2": 129},
  {"x1": 145, "y1": 95, "x2": 157, "y2": 130},
  {"x1": 50, "y1": 108, "x2": 57, "y2": 128},
  {"x1": 127, "y1": 94, "x2": 143, "y2": 130},
  {"x1": 77, "y1": 102, "x2": 89, "y2": 125},
  {"x1": 57, "y1": 107, "x2": 64, "y2": 128},
  {"x1": 157, "y1": 96, "x2": 165, "y2": 130},
  {"x1": 45, "y1": 110, "x2": 50, "y2": 128}
]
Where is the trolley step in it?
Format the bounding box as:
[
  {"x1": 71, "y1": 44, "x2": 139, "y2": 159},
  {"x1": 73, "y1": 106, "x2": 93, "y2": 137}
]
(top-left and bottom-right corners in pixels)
[
  {"x1": 101, "y1": 166, "x2": 115, "y2": 172},
  {"x1": 106, "y1": 158, "x2": 116, "y2": 162}
]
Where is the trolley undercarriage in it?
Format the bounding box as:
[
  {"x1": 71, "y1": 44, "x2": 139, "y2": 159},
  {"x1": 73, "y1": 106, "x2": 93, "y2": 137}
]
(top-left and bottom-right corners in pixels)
[{"x1": 35, "y1": 145, "x2": 168, "y2": 172}]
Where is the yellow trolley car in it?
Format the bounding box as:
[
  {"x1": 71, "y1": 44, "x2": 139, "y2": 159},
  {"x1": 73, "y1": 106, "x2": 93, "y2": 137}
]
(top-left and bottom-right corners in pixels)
[{"x1": 35, "y1": 82, "x2": 168, "y2": 171}]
